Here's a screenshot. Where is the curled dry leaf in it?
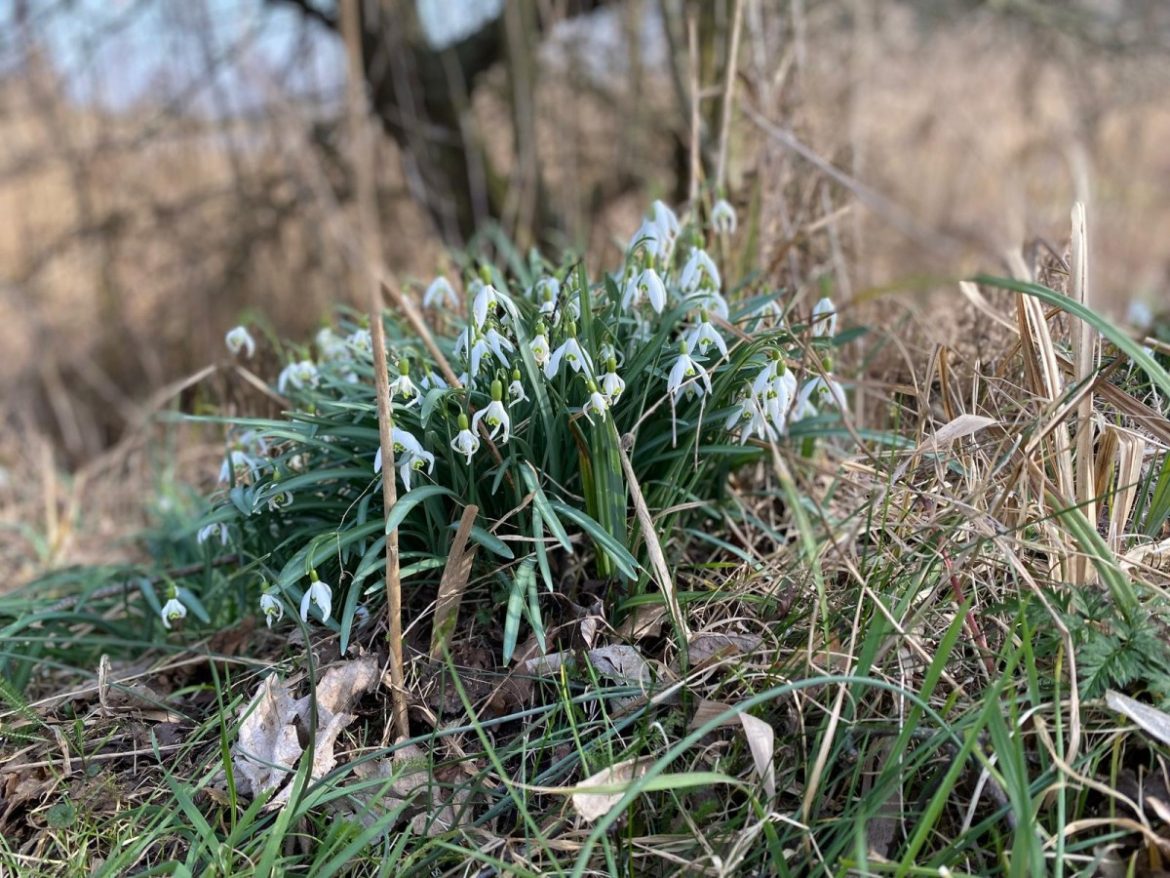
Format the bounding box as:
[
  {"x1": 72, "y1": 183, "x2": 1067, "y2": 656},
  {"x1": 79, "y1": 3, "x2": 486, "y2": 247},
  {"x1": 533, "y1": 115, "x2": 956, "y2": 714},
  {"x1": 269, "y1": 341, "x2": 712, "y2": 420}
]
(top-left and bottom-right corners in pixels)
[
  {"x1": 920, "y1": 414, "x2": 998, "y2": 452},
  {"x1": 739, "y1": 712, "x2": 776, "y2": 800},
  {"x1": 232, "y1": 655, "x2": 381, "y2": 805},
  {"x1": 570, "y1": 757, "x2": 649, "y2": 823},
  {"x1": 525, "y1": 644, "x2": 653, "y2": 687},
  {"x1": 687, "y1": 632, "x2": 762, "y2": 666}
]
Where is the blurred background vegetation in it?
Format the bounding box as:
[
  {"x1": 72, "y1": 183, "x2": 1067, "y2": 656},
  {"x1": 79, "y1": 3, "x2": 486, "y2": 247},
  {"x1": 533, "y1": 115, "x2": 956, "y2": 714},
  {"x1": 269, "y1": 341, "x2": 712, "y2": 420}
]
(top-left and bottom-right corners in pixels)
[{"x1": 2, "y1": 0, "x2": 1168, "y2": 580}]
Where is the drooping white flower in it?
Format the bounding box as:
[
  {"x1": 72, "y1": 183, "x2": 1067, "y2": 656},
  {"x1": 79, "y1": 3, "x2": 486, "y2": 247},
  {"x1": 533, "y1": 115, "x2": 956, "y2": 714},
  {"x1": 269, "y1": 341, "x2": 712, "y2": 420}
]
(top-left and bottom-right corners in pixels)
[
  {"x1": 197, "y1": 522, "x2": 229, "y2": 546},
  {"x1": 534, "y1": 277, "x2": 560, "y2": 317},
  {"x1": 581, "y1": 384, "x2": 609, "y2": 424},
  {"x1": 797, "y1": 374, "x2": 848, "y2": 414},
  {"x1": 726, "y1": 393, "x2": 779, "y2": 444},
  {"x1": 651, "y1": 199, "x2": 681, "y2": 258},
  {"x1": 347, "y1": 328, "x2": 372, "y2": 356},
  {"x1": 259, "y1": 592, "x2": 283, "y2": 628},
  {"x1": 811, "y1": 297, "x2": 838, "y2": 338},
  {"x1": 225, "y1": 326, "x2": 255, "y2": 358},
  {"x1": 375, "y1": 427, "x2": 426, "y2": 474},
  {"x1": 418, "y1": 365, "x2": 448, "y2": 392},
  {"x1": 791, "y1": 364, "x2": 847, "y2": 423},
  {"x1": 266, "y1": 487, "x2": 294, "y2": 512},
  {"x1": 600, "y1": 359, "x2": 625, "y2": 405},
  {"x1": 530, "y1": 326, "x2": 551, "y2": 367},
  {"x1": 482, "y1": 326, "x2": 515, "y2": 365},
  {"x1": 683, "y1": 311, "x2": 728, "y2": 358},
  {"x1": 316, "y1": 328, "x2": 349, "y2": 361},
  {"x1": 451, "y1": 413, "x2": 481, "y2": 464},
  {"x1": 161, "y1": 596, "x2": 187, "y2": 630},
  {"x1": 627, "y1": 217, "x2": 662, "y2": 258},
  {"x1": 679, "y1": 249, "x2": 721, "y2": 295},
  {"x1": 472, "y1": 282, "x2": 500, "y2": 328},
  {"x1": 621, "y1": 267, "x2": 667, "y2": 314},
  {"x1": 218, "y1": 449, "x2": 259, "y2": 484},
  {"x1": 454, "y1": 326, "x2": 490, "y2": 377},
  {"x1": 300, "y1": 575, "x2": 333, "y2": 623},
  {"x1": 423, "y1": 275, "x2": 459, "y2": 309},
  {"x1": 277, "y1": 360, "x2": 319, "y2": 393},
  {"x1": 545, "y1": 333, "x2": 593, "y2": 380},
  {"x1": 711, "y1": 198, "x2": 737, "y2": 235},
  {"x1": 398, "y1": 447, "x2": 435, "y2": 492},
  {"x1": 508, "y1": 369, "x2": 528, "y2": 406},
  {"x1": 471, "y1": 381, "x2": 511, "y2": 442},
  {"x1": 667, "y1": 342, "x2": 713, "y2": 403},
  {"x1": 389, "y1": 361, "x2": 420, "y2": 406}
]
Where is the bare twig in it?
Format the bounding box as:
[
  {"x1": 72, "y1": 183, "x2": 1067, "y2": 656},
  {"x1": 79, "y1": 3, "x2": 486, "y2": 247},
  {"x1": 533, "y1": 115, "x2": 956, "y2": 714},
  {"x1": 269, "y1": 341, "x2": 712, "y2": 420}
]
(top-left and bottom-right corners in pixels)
[
  {"x1": 687, "y1": 11, "x2": 702, "y2": 209},
  {"x1": 714, "y1": 0, "x2": 744, "y2": 193},
  {"x1": 341, "y1": 0, "x2": 408, "y2": 742}
]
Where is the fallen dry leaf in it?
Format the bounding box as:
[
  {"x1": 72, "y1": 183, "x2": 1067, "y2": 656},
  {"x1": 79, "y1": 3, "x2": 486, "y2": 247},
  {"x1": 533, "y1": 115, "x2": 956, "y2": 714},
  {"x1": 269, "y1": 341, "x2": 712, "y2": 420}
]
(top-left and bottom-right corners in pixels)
[
  {"x1": 1106, "y1": 690, "x2": 1170, "y2": 748},
  {"x1": 921, "y1": 414, "x2": 998, "y2": 451},
  {"x1": 525, "y1": 644, "x2": 653, "y2": 687},
  {"x1": 687, "y1": 632, "x2": 762, "y2": 666},
  {"x1": 232, "y1": 655, "x2": 381, "y2": 805},
  {"x1": 233, "y1": 675, "x2": 304, "y2": 799},
  {"x1": 570, "y1": 757, "x2": 649, "y2": 823},
  {"x1": 739, "y1": 712, "x2": 776, "y2": 799},
  {"x1": 616, "y1": 604, "x2": 667, "y2": 640}
]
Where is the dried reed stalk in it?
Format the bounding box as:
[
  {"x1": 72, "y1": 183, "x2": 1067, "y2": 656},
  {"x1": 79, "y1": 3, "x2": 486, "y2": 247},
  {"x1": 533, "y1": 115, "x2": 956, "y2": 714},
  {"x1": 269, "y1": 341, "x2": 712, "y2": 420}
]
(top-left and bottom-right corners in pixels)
[{"x1": 341, "y1": 0, "x2": 408, "y2": 741}]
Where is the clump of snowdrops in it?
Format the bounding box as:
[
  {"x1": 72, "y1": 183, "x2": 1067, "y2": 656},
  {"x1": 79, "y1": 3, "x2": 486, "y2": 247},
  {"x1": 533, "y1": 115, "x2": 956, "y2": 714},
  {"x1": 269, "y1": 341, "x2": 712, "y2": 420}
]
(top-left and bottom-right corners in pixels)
[{"x1": 172, "y1": 201, "x2": 850, "y2": 656}]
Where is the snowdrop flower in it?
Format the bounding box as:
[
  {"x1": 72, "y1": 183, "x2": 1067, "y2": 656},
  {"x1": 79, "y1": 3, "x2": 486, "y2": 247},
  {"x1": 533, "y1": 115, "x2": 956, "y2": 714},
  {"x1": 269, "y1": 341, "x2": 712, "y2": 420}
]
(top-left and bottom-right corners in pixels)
[
  {"x1": 472, "y1": 282, "x2": 500, "y2": 328},
  {"x1": 346, "y1": 327, "x2": 372, "y2": 356},
  {"x1": 316, "y1": 328, "x2": 349, "y2": 361},
  {"x1": 621, "y1": 267, "x2": 667, "y2": 314},
  {"x1": 451, "y1": 413, "x2": 480, "y2": 464},
  {"x1": 667, "y1": 341, "x2": 712, "y2": 403},
  {"x1": 581, "y1": 382, "x2": 609, "y2": 424},
  {"x1": 530, "y1": 324, "x2": 551, "y2": 368},
  {"x1": 389, "y1": 360, "x2": 420, "y2": 406},
  {"x1": 651, "y1": 199, "x2": 681, "y2": 258},
  {"x1": 1128, "y1": 299, "x2": 1152, "y2": 326},
  {"x1": 754, "y1": 296, "x2": 786, "y2": 323},
  {"x1": 507, "y1": 368, "x2": 528, "y2": 405},
  {"x1": 398, "y1": 447, "x2": 435, "y2": 492},
  {"x1": 423, "y1": 275, "x2": 458, "y2": 310},
  {"x1": 627, "y1": 217, "x2": 662, "y2": 259},
  {"x1": 418, "y1": 364, "x2": 448, "y2": 392},
  {"x1": 726, "y1": 393, "x2": 779, "y2": 444},
  {"x1": 161, "y1": 596, "x2": 187, "y2": 630},
  {"x1": 197, "y1": 522, "x2": 228, "y2": 546},
  {"x1": 218, "y1": 449, "x2": 259, "y2": 484},
  {"x1": 534, "y1": 277, "x2": 560, "y2": 317},
  {"x1": 454, "y1": 326, "x2": 490, "y2": 377},
  {"x1": 259, "y1": 592, "x2": 283, "y2": 628},
  {"x1": 225, "y1": 326, "x2": 255, "y2": 358},
  {"x1": 278, "y1": 360, "x2": 319, "y2": 393},
  {"x1": 545, "y1": 325, "x2": 593, "y2": 380},
  {"x1": 711, "y1": 198, "x2": 737, "y2": 235},
  {"x1": 472, "y1": 381, "x2": 511, "y2": 442},
  {"x1": 686, "y1": 290, "x2": 729, "y2": 321},
  {"x1": 374, "y1": 427, "x2": 427, "y2": 474},
  {"x1": 811, "y1": 296, "x2": 838, "y2": 338},
  {"x1": 680, "y1": 249, "x2": 721, "y2": 295},
  {"x1": 482, "y1": 326, "x2": 515, "y2": 365},
  {"x1": 683, "y1": 310, "x2": 728, "y2": 358},
  {"x1": 600, "y1": 358, "x2": 625, "y2": 405},
  {"x1": 795, "y1": 373, "x2": 848, "y2": 419},
  {"x1": 266, "y1": 487, "x2": 293, "y2": 512},
  {"x1": 300, "y1": 572, "x2": 332, "y2": 623}
]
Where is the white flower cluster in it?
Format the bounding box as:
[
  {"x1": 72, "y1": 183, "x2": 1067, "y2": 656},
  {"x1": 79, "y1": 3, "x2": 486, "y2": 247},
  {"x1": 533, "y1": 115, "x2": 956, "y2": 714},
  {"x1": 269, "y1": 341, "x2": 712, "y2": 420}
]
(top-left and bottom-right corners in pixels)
[{"x1": 187, "y1": 199, "x2": 852, "y2": 634}]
